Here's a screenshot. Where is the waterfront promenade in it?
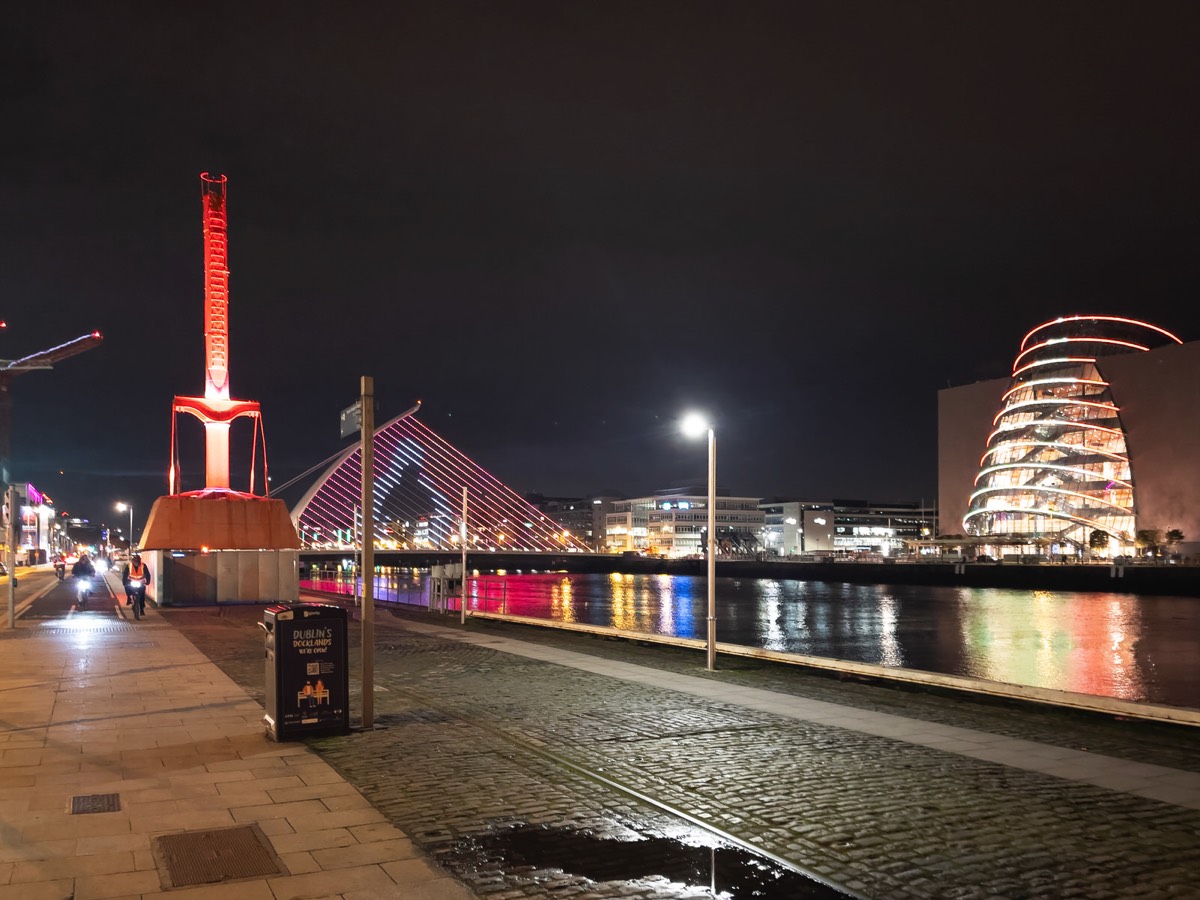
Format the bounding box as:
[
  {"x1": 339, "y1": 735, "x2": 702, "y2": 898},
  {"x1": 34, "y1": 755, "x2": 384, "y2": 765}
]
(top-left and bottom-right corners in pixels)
[
  {"x1": 0, "y1": 570, "x2": 471, "y2": 900},
  {"x1": 4, "y1": 569, "x2": 1200, "y2": 898}
]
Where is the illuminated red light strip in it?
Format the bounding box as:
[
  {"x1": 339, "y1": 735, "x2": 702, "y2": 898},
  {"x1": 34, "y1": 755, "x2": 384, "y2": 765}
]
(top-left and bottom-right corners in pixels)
[
  {"x1": 968, "y1": 484, "x2": 1133, "y2": 514},
  {"x1": 1012, "y1": 337, "x2": 1150, "y2": 372},
  {"x1": 201, "y1": 173, "x2": 230, "y2": 398},
  {"x1": 1010, "y1": 357, "x2": 1098, "y2": 378},
  {"x1": 978, "y1": 440, "x2": 1129, "y2": 466},
  {"x1": 1000, "y1": 378, "x2": 1108, "y2": 402},
  {"x1": 985, "y1": 418, "x2": 1127, "y2": 446},
  {"x1": 962, "y1": 505, "x2": 1133, "y2": 539},
  {"x1": 972, "y1": 462, "x2": 1132, "y2": 490},
  {"x1": 1020, "y1": 315, "x2": 1182, "y2": 351},
  {"x1": 991, "y1": 397, "x2": 1120, "y2": 427}
]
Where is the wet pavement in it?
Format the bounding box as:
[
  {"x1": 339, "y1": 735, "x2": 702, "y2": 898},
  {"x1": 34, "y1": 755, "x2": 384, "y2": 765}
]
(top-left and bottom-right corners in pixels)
[
  {"x1": 158, "y1": 595, "x2": 1200, "y2": 900},
  {"x1": 0, "y1": 571, "x2": 474, "y2": 900}
]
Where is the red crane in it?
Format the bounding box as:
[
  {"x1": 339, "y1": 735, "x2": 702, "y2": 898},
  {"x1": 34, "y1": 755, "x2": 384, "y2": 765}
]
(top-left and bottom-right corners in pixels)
[{"x1": 171, "y1": 173, "x2": 264, "y2": 494}]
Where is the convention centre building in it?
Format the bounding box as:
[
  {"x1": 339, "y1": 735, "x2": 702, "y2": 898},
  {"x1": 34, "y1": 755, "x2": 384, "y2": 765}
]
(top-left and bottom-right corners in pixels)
[{"x1": 938, "y1": 315, "x2": 1200, "y2": 558}]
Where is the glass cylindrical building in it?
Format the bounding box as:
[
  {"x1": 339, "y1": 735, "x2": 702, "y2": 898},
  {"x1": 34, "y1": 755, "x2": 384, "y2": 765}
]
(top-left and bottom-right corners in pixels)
[{"x1": 963, "y1": 315, "x2": 1182, "y2": 550}]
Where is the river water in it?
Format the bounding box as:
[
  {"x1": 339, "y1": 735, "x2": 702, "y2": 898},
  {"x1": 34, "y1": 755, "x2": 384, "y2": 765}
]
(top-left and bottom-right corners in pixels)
[{"x1": 303, "y1": 570, "x2": 1200, "y2": 710}]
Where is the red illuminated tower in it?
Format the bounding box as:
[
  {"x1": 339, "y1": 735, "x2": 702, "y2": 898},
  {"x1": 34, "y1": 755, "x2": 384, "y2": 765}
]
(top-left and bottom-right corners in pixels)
[
  {"x1": 171, "y1": 174, "x2": 261, "y2": 492},
  {"x1": 140, "y1": 173, "x2": 298, "y2": 598}
]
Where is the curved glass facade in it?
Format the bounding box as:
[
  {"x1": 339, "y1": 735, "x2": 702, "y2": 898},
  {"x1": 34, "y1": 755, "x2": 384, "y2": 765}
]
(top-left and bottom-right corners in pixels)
[{"x1": 963, "y1": 316, "x2": 1181, "y2": 548}]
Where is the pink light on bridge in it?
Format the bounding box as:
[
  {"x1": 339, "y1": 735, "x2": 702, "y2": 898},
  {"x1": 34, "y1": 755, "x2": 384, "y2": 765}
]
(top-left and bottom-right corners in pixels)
[{"x1": 292, "y1": 411, "x2": 592, "y2": 553}]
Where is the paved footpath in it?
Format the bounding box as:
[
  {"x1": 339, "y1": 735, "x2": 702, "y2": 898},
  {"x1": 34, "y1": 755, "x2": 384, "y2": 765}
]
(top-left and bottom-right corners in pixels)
[
  {"x1": 6, "y1": 574, "x2": 1200, "y2": 899},
  {"x1": 166, "y1": 596, "x2": 1200, "y2": 900},
  {"x1": 0, "y1": 572, "x2": 472, "y2": 900}
]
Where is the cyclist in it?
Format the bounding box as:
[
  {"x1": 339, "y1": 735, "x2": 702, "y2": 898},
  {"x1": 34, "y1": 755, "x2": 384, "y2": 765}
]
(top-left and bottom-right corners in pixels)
[{"x1": 122, "y1": 553, "x2": 150, "y2": 619}]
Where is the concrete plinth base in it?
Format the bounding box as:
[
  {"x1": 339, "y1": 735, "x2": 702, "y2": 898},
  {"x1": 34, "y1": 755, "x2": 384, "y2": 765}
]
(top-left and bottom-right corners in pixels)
[
  {"x1": 147, "y1": 548, "x2": 299, "y2": 606},
  {"x1": 140, "y1": 492, "x2": 301, "y2": 606}
]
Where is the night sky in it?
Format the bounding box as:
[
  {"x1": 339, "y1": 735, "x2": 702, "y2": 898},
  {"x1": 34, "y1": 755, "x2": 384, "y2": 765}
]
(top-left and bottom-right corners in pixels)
[{"x1": 5, "y1": 2, "x2": 1200, "y2": 532}]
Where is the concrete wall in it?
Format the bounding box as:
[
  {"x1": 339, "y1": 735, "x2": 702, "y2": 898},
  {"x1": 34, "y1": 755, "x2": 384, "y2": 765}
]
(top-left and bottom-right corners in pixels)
[
  {"x1": 156, "y1": 550, "x2": 299, "y2": 606},
  {"x1": 1099, "y1": 341, "x2": 1200, "y2": 555},
  {"x1": 937, "y1": 376, "x2": 1007, "y2": 536}
]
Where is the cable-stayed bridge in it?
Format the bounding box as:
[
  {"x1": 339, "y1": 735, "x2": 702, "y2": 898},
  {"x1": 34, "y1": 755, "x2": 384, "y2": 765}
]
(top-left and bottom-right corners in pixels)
[{"x1": 291, "y1": 410, "x2": 592, "y2": 556}]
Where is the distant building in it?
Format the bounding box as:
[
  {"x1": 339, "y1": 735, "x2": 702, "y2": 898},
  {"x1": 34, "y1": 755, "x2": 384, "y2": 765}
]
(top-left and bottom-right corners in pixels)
[
  {"x1": 525, "y1": 494, "x2": 602, "y2": 550},
  {"x1": 759, "y1": 499, "x2": 936, "y2": 557},
  {"x1": 605, "y1": 488, "x2": 764, "y2": 557},
  {"x1": 939, "y1": 315, "x2": 1200, "y2": 557},
  {"x1": 588, "y1": 495, "x2": 623, "y2": 551}
]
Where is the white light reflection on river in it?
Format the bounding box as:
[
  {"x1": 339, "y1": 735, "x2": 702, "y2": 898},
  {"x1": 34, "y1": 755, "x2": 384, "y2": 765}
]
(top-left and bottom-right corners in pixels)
[
  {"x1": 306, "y1": 570, "x2": 1198, "y2": 708},
  {"x1": 878, "y1": 594, "x2": 903, "y2": 668}
]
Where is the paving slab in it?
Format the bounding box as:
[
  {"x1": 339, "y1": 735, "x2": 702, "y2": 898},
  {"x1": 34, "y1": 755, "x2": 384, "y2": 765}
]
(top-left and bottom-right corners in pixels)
[{"x1": 0, "y1": 574, "x2": 476, "y2": 900}]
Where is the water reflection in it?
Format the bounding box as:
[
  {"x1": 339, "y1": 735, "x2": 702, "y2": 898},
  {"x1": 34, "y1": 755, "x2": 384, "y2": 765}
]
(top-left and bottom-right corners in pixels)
[{"x1": 303, "y1": 569, "x2": 1197, "y2": 708}]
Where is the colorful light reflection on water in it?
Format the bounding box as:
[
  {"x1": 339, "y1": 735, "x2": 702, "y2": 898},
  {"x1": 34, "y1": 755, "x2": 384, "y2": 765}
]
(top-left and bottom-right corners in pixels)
[{"x1": 304, "y1": 571, "x2": 1199, "y2": 709}]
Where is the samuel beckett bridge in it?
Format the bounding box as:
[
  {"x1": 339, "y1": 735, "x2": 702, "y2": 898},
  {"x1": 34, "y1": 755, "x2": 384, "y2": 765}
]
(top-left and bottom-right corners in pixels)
[{"x1": 291, "y1": 408, "x2": 595, "y2": 566}]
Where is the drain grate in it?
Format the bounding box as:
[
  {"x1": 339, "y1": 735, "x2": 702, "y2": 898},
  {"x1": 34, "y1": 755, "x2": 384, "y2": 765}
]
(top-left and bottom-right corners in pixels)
[
  {"x1": 71, "y1": 793, "x2": 121, "y2": 814},
  {"x1": 154, "y1": 824, "x2": 282, "y2": 887},
  {"x1": 39, "y1": 626, "x2": 137, "y2": 636}
]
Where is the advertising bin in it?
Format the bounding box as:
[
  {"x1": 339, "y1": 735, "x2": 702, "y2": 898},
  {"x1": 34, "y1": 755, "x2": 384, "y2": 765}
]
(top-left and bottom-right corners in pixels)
[{"x1": 263, "y1": 603, "x2": 349, "y2": 741}]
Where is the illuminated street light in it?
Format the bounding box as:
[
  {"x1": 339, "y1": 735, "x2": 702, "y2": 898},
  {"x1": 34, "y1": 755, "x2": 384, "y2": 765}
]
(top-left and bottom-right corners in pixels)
[
  {"x1": 115, "y1": 502, "x2": 133, "y2": 551},
  {"x1": 681, "y1": 411, "x2": 717, "y2": 671}
]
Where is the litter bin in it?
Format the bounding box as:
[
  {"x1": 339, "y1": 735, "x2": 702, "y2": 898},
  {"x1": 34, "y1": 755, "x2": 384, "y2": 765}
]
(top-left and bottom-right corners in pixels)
[{"x1": 262, "y1": 603, "x2": 350, "y2": 741}]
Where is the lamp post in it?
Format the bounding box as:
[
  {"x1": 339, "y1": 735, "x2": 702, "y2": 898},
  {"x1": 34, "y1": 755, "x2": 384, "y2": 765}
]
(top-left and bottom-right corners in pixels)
[
  {"x1": 460, "y1": 486, "x2": 468, "y2": 625},
  {"x1": 681, "y1": 412, "x2": 717, "y2": 671},
  {"x1": 116, "y1": 502, "x2": 133, "y2": 551}
]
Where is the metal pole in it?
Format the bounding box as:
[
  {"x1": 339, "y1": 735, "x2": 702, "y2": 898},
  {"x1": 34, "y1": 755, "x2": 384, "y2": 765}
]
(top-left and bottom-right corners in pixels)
[
  {"x1": 460, "y1": 487, "x2": 468, "y2": 625},
  {"x1": 360, "y1": 376, "x2": 375, "y2": 729},
  {"x1": 706, "y1": 427, "x2": 716, "y2": 671},
  {"x1": 6, "y1": 485, "x2": 15, "y2": 629},
  {"x1": 353, "y1": 504, "x2": 361, "y2": 607},
  {"x1": 129, "y1": 504, "x2": 134, "y2": 551}
]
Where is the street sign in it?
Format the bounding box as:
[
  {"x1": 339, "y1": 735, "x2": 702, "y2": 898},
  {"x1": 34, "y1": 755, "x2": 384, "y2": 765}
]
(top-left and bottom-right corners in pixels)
[{"x1": 339, "y1": 401, "x2": 361, "y2": 438}]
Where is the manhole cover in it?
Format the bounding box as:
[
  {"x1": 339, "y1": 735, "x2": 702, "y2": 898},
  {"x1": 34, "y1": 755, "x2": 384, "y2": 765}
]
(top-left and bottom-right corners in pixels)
[
  {"x1": 154, "y1": 824, "x2": 283, "y2": 887},
  {"x1": 71, "y1": 793, "x2": 121, "y2": 814}
]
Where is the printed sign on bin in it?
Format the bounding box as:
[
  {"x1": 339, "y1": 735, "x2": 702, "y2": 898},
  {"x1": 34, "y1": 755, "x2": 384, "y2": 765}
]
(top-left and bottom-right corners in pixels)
[{"x1": 273, "y1": 606, "x2": 348, "y2": 735}]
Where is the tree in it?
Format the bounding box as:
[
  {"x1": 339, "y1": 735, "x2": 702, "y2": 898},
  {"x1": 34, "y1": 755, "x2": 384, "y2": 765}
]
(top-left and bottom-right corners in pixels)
[
  {"x1": 1165, "y1": 529, "x2": 1185, "y2": 553},
  {"x1": 1089, "y1": 529, "x2": 1110, "y2": 554},
  {"x1": 1135, "y1": 529, "x2": 1164, "y2": 558}
]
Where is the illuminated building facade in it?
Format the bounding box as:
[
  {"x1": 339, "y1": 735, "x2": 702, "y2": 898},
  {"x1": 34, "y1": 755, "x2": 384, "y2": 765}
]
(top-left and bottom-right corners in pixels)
[
  {"x1": 604, "y1": 491, "x2": 764, "y2": 557},
  {"x1": 940, "y1": 315, "x2": 1200, "y2": 556},
  {"x1": 759, "y1": 499, "x2": 936, "y2": 557}
]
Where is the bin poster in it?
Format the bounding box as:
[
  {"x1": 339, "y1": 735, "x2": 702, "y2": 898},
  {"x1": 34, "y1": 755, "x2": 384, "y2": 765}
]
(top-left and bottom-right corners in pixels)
[{"x1": 278, "y1": 611, "x2": 347, "y2": 733}]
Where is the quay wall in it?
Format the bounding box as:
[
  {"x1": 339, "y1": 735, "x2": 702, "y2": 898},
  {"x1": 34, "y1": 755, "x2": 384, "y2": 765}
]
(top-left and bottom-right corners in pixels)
[{"x1": 301, "y1": 550, "x2": 1200, "y2": 597}]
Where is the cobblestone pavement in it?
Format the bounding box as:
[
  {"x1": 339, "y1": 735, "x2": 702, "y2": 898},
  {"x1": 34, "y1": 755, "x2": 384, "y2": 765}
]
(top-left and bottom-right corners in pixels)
[{"x1": 162, "y1": 603, "x2": 1200, "y2": 899}]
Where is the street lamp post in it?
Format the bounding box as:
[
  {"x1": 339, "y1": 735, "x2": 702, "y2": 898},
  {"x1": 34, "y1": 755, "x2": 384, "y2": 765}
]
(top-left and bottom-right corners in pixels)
[
  {"x1": 116, "y1": 502, "x2": 133, "y2": 551},
  {"x1": 682, "y1": 412, "x2": 717, "y2": 671}
]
